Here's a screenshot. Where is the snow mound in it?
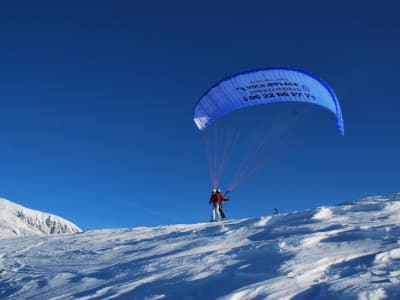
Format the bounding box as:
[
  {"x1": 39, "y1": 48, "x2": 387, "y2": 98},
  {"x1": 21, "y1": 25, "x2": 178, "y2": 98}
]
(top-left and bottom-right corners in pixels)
[
  {"x1": 313, "y1": 207, "x2": 333, "y2": 220},
  {"x1": 0, "y1": 198, "x2": 82, "y2": 238},
  {"x1": 1, "y1": 193, "x2": 400, "y2": 299}
]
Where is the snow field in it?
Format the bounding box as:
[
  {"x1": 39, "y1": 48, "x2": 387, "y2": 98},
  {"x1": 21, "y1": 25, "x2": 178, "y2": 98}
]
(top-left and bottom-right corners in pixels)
[{"x1": 0, "y1": 193, "x2": 400, "y2": 299}]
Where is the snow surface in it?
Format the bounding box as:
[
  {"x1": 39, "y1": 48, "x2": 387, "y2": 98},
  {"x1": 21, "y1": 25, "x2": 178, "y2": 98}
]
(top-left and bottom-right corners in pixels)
[
  {"x1": 0, "y1": 198, "x2": 82, "y2": 238},
  {"x1": 1, "y1": 193, "x2": 400, "y2": 299}
]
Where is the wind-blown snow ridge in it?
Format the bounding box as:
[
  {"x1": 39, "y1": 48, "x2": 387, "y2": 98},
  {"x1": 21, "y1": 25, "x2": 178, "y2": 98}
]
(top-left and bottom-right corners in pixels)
[
  {"x1": 0, "y1": 198, "x2": 82, "y2": 238},
  {"x1": 1, "y1": 193, "x2": 400, "y2": 299}
]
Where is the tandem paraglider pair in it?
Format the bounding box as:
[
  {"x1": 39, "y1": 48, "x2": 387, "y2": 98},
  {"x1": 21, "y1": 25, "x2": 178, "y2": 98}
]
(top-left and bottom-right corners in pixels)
[{"x1": 209, "y1": 188, "x2": 229, "y2": 222}]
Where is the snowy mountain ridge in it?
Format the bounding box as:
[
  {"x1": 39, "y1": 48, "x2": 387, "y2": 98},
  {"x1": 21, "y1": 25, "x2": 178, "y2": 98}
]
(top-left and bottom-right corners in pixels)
[
  {"x1": 0, "y1": 197, "x2": 82, "y2": 238},
  {"x1": 1, "y1": 193, "x2": 400, "y2": 299}
]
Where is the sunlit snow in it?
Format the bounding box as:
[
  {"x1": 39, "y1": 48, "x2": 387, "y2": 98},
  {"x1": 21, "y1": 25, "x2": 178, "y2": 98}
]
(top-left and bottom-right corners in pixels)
[
  {"x1": 0, "y1": 198, "x2": 81, "y2": 238},
  {"x1": 1, "y1": 194, "x2": 400, "y2": 299}
]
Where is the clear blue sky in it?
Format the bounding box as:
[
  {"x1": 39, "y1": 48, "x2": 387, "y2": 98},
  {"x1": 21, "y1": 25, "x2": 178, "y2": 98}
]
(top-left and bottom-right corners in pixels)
[{"x1": 0, "y1": 1, "x2": 399, "y2": 230}]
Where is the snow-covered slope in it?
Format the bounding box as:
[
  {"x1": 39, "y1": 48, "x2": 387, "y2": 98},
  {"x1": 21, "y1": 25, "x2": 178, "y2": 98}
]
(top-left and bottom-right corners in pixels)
[
  {"x1": 1, "y1": 194, "x2": 400, "y2": 299},
  {"x1": 0, "y1": 198, "x2": 81, "y2": 238}
]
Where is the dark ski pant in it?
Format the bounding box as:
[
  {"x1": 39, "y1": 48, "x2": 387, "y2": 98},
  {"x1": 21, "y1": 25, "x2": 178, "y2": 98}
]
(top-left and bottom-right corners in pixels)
[{"x1": 219, "y1": 205, "x2": 226, "y2": 219}]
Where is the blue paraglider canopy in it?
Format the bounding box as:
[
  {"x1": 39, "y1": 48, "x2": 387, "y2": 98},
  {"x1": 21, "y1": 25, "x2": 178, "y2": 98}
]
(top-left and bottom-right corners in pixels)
[
  {"x1": 194, "y1": 67, "x2": 344, "y2": 190},
  {"x1": 193, "y1": 67, "x2": 344, "y2": 135}
]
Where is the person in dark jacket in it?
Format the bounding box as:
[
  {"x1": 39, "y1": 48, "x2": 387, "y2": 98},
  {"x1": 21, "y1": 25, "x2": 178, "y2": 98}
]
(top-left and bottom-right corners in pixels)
[{"x1": 209, "y1": 188, "x2": 229, "y2": 222}]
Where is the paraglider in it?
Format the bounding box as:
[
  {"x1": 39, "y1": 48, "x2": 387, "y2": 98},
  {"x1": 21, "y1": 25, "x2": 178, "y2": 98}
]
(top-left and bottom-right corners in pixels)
[{"x1": 194, "y1": 67, "x2": 344, "y2": 214}]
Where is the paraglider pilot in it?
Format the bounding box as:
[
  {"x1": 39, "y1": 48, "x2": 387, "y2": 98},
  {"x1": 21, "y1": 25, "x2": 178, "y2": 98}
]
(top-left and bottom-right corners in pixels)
[{"x1": 209, "y1": 188, "x2": 229, "y2": 222}]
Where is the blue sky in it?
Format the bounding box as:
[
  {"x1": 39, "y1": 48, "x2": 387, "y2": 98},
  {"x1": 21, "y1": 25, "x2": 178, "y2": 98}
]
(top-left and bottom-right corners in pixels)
[{"x1": 0, "y1": 1, "x2": 399, "y2": 229}]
